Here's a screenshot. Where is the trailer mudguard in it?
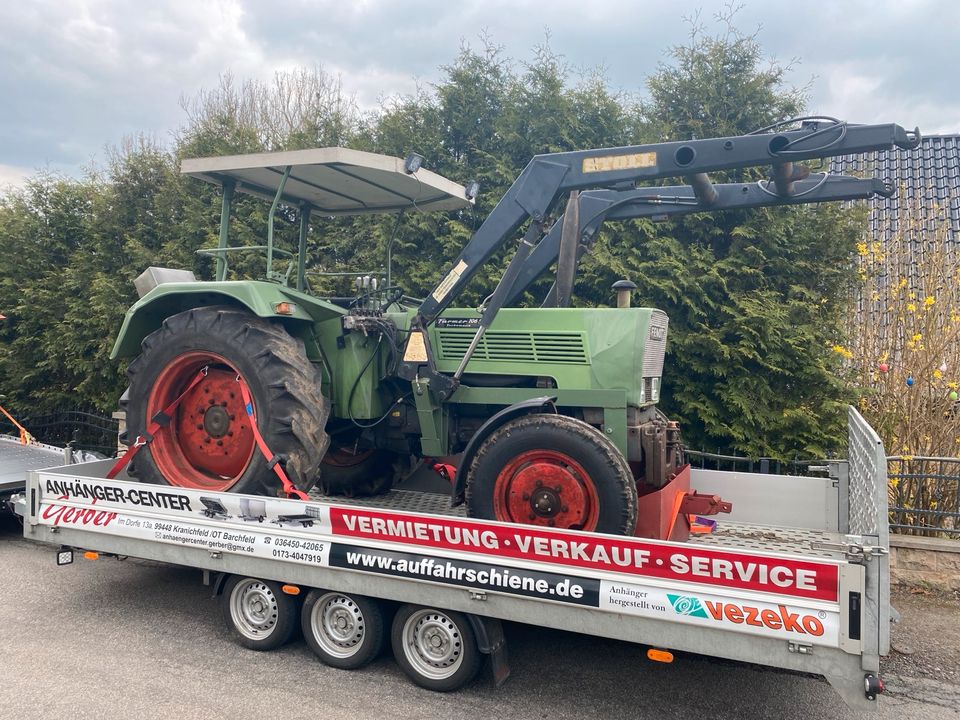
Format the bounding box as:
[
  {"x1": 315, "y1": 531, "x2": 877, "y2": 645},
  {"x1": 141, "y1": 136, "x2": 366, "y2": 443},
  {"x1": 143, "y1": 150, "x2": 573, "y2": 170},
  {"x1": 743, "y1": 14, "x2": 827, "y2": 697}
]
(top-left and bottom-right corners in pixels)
[
  {"x1": 451, "y1": 396, "x2": 556, "y2": 505},
  {"x1": 110, "y1": 281, "x2": 345, "y2": 359},
  {"x1": 466, "y1": 614, "x2": 510, "y2": 685}
]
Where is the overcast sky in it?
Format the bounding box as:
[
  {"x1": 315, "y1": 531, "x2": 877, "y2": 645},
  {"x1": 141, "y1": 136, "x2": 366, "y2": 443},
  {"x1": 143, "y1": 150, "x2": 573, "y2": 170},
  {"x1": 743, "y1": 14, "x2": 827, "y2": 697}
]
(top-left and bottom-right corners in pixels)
[{"x1": 2, "y1": 0, "x2": 958, "y2": 189}]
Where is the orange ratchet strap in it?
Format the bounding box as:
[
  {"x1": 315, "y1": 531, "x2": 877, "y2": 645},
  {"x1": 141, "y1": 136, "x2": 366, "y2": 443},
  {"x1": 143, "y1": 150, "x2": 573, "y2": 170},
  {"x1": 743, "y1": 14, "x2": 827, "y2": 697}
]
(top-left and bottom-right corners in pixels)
[
  {"x1": 237, "y1": 376, "x2": 309, "y2": 501},
  {"x1": 106, "y1": 366, "x2": 210, "y2": 479}
]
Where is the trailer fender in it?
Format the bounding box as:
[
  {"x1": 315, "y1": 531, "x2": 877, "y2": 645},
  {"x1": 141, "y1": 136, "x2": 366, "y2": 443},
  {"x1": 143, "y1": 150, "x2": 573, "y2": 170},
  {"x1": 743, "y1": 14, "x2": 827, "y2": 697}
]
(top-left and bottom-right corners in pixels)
[
  {"x1": 465, "y1": 614, "x2": 510, "y2": 685},
  {"x1": 205, "y1": 570, "x2": 230, "y2": 598},
  {"x1": 451, "y1": 396, "x2": 556, "y2": 505}
]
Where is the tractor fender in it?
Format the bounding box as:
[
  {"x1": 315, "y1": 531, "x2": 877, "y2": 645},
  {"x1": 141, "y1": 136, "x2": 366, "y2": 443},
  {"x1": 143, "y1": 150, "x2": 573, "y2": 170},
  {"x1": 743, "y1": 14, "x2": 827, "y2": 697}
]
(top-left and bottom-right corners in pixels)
[
  {"x1": 451, "y1": 395, "x2": 556, "y2": 505},
  {"x1": 110, "y1": 281, "x2": 344, "y2": 359}
]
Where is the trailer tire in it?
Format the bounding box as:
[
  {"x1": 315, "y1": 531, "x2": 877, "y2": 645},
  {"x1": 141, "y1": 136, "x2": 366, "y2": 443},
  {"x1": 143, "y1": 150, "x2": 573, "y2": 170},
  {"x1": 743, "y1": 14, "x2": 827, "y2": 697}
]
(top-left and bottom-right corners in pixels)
[
  {"x1": 391, "y1": 605, "x2": 482, "y2": 692},
  {"x1": 221, "y1": 576, "x2": 299, "y2": 651},
  {"x1": 464, "y1": 413, "x2": 637, "y2": 535},
  {"x1": 318, "y1": 445, "x2": 395, "y2": 497},
  {"x1": 301, "y1": 590, "x2": 385, "y2": 669},
  {"x1": 125, "y1": 306, "x2": 328, "y2": 495}
]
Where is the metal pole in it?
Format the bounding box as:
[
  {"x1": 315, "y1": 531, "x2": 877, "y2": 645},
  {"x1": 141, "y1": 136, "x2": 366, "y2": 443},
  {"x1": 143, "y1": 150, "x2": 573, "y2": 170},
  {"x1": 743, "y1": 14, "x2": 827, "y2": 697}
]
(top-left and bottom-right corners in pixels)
[
  {"x1": 217, "y1": 180, "x2": 235, "y2": 281},
  {"x1": 386, "y1": 210, "x2": 404, "y2": 288},
  {"x1": 297, "y1": 202, "x2": 311, "y2": 291},
  {"x1": 267, "y1": 166, "x2": 292, "y2": 280}
]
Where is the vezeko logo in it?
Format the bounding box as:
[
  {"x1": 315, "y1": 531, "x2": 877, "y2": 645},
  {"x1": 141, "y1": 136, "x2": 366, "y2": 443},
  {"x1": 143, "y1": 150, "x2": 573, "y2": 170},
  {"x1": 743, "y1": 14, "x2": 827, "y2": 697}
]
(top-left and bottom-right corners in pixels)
[
  {"x1": 667, "y1": 594, "x2": 825, "y2": 637},
  {"x1": 667, "y1": 594, "x2": 708, "y2": 618},
  {"x1": 708, "y1": 601, "x2": 824, "y2": 637}
]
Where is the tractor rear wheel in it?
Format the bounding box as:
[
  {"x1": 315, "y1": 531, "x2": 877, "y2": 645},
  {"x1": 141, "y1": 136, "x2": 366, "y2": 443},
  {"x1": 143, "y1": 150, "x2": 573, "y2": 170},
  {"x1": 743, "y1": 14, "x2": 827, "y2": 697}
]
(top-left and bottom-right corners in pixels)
[
  {"x1": 318, "y1": 442, "x2": 396, "y2": 497},
  {"x1": 464, "y1": 413, "x2": 637, "y2": 535},
  {"x1": 125, "y1": 306, "x2": 328, "y2": 495}
]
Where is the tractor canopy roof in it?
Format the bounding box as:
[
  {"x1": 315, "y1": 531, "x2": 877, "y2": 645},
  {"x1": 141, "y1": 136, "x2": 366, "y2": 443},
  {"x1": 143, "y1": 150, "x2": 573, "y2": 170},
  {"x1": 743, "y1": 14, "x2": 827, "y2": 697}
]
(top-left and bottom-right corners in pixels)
[{"x1": 181, "y1": 147, "x2": 473, "y2": 216}]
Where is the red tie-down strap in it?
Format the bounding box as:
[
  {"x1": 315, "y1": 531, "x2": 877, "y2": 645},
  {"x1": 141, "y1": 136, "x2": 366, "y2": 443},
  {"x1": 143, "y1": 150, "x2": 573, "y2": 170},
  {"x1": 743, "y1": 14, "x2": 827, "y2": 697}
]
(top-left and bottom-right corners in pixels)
[
  {"x1": 236, "y1": 376, "x2": 309, "y2": 501},
  {"x1": 425, "y1": 459, "x2": 457, "y2": 483},
  {"x1": 106, "y1": 367, "x2": 210, "y2": 480}
]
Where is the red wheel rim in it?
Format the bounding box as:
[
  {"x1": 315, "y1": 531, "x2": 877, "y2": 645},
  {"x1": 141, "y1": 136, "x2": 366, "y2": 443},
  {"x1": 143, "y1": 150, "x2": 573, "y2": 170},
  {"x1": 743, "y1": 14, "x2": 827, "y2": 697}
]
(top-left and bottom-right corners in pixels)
[
  {"x1": 492, "y1": 450, "x2": 600, "y2": 530},
  {"x1": 146, "y1": 352, "x2": 256, "y2": 490}
]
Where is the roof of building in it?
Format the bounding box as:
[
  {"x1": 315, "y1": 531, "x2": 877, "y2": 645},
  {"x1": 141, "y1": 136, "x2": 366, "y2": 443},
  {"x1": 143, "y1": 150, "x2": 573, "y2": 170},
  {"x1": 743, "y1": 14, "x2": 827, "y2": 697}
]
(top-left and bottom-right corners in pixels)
[{"x1": 830, "y1": 134, "x2": 960, "y2": 244}]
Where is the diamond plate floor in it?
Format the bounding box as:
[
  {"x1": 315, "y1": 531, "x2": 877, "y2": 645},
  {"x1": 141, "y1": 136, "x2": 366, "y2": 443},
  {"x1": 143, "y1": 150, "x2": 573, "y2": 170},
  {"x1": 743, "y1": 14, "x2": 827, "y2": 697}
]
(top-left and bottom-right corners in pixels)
[{"x1": 0, "y1": 435, "x2": 66, "y2": 493}]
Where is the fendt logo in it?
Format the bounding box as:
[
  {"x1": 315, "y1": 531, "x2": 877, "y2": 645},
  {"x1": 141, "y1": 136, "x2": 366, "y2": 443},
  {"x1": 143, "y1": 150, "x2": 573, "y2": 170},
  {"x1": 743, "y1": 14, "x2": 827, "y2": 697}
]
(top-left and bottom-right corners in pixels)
[
  {"x1": 667, "y1": 594, "x2": 708, "y2": 618},
  {"x1": 649, "y1": 324, "x2": 666, "y2": 341}
]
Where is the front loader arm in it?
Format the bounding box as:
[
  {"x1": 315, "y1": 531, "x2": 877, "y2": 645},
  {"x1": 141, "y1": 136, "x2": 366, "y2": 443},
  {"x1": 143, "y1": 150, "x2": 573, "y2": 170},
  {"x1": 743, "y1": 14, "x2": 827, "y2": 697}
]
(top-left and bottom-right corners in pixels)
[
  {"x1": 505, "y1": 174, "x2": 895, "y2": 306},
  {"x1": 417, "y1": 120, "x2": 918, "y2": 323}
]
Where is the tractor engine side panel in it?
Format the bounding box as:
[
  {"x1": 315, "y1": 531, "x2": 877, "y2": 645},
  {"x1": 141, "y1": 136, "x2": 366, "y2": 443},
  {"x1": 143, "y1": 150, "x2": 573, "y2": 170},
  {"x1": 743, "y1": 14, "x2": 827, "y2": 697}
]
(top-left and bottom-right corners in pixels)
[{"x1": 429, "y1": 307, "x2": 667, "y2": 408}]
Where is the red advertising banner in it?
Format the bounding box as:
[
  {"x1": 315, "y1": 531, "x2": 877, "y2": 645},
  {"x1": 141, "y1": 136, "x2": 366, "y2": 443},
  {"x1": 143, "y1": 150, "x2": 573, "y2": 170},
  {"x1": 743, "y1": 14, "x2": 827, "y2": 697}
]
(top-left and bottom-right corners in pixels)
[{"x1": 330, "y1": 507, "x2": 839, "y2": 602}]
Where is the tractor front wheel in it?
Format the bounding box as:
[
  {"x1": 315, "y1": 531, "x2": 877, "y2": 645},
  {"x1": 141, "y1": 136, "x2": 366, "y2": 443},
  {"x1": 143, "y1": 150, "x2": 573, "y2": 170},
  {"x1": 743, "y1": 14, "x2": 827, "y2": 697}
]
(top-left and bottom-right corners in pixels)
[
  {"x1": 125, "y1": 306, "x2": 328, "y2": 495},
  {"x1": 464, "y1": 413, "x2": 637, "y2": 535}
]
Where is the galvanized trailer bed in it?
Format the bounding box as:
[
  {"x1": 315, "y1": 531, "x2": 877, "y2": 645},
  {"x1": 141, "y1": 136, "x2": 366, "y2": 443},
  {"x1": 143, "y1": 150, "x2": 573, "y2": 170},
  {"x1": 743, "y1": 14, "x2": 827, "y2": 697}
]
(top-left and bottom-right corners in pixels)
[
  {"x1": 0, "y1": 435, "x2": 69, "y2": 497},
  {"x1": 14, "y1": 408, "x2": 890, "y2": 710}
]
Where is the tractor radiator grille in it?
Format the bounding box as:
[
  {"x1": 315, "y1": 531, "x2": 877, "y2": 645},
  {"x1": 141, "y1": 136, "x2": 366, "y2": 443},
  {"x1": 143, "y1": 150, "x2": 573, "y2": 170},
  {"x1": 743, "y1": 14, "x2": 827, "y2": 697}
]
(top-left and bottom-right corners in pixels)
[
  {"x1": 436, "y1": 330, "x2": 588, "y2": 364},
  {"x1": 642, "y1": 310, "x2": 669, "y2": 378}
]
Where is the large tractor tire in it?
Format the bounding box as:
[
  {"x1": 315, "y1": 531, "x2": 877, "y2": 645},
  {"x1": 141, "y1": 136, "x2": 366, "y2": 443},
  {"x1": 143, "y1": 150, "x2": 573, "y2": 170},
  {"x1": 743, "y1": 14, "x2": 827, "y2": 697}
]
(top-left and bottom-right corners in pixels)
[
  {"x1": 464, "y1": 413, "x2": 637, "y2": 535},
  {"x1": 125, "y1": 306, "x2": 328, "y2": 495}
]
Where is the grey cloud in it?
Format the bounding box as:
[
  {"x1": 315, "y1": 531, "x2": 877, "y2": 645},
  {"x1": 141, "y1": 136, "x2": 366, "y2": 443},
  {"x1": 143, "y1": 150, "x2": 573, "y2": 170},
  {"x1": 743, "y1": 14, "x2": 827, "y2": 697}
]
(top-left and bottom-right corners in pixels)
[{"x1": 1, "y1": 0, "x2": 957, "y2": 181}]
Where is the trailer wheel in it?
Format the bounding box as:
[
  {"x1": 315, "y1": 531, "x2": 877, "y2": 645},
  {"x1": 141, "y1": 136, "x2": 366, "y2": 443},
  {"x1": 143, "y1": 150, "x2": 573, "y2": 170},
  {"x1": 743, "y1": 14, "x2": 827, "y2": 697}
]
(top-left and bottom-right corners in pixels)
[
  {"x1": 318, "y1": 444, "x2": 395, "y2": 497},
  {"x1": 391, "y1": 605, "x2": 482, "y2": 691},
  {"x1": 465, "y1": 413, "x2": 637, "y2": 535},
  {"x1": 125, "y1": 306, "x2": 328, "y2": 494},
  {"x1": 301, "y1": 590, "x2": 385, "y2": 669},
  {"x1": 221, "y1": 576, "x2": 299, "y2": 650}
]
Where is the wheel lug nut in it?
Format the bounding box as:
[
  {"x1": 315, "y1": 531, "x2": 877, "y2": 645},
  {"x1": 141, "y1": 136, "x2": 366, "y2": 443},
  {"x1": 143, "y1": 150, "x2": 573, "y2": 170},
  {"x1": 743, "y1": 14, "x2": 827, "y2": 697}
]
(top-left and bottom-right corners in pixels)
[
  {"x1": 228, "y1": 431, "x2": 234, "y2": 437},
  {"x1": 230, "y1": 414, "x2": 236, "y2": 421},
  {"x1": 535, "y1": 480, "x2": 542, "y2": 488},
  {"x1": 561, "y1": 505, "x2": 569, "y2": 513},
  {"x1": 554, "y1": 486, "x2": 561, "y2": 492},
  {"x1": 208, "y1": 399, "x2": 215, "y2": 405},
  {"x1": 216, "y1": 440, "x2": 223, "y2": 446},
  {"x1": 196, "y1": 424, "x2": 203, "y2": 430},
  {"x1": 522, "y1": 493, "x2": 530, "y2": 501},
  {"x1": 204, "y1": 437, "x2": 211, "y2": 444}
]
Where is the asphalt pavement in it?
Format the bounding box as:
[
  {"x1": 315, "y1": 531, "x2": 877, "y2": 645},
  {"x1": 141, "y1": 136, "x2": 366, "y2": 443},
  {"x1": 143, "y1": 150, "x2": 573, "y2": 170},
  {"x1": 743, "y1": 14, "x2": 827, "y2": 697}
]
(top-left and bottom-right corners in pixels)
[{"x1": 2, "y1": 511, "x2": 957, "y2": 720}]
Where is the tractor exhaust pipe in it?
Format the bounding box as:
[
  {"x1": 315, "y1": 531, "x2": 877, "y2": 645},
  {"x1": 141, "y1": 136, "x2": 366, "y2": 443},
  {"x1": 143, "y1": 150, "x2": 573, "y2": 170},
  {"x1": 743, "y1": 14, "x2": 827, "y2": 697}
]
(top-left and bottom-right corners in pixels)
[{"x1": 612, "y1": 279, "x2": 637, "y2": 308}]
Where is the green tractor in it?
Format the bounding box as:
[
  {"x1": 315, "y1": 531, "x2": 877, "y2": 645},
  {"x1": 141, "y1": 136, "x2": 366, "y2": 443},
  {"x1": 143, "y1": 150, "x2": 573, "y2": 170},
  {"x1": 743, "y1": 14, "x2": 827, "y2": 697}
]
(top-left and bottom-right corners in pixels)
[{"x1": 112, "y1": 119, "x2": 918, "y2": 538}]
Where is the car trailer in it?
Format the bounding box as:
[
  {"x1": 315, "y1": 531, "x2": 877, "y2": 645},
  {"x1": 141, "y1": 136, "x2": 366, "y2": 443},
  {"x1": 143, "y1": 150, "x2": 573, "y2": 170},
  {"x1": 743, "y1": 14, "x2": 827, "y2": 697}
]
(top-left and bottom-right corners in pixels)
[{"x1": 13, "y1": 407, "x2": 890, "y2": 708}]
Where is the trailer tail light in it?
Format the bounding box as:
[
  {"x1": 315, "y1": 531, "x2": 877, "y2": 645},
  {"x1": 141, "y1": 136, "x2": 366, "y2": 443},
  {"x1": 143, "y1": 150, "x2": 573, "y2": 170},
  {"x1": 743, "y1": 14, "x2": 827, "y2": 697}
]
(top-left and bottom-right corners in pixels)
[
  {"x1": 83, "y1": 551, "x2": 99, "y2": 561},
  {"x1": 647, "y1": 648, "x2": 674, "y2": 663},
  {"x1": 281, "y1": 584, "x2": 301, "y2": 595}
]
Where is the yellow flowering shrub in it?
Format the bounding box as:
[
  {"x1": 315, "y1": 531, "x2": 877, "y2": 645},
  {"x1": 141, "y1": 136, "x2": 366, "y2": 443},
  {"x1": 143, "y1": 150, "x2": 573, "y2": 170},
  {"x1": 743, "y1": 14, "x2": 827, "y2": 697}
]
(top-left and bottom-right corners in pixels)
[{"x1": 846, "y1": 196, "x2": 960, "y2": 535}]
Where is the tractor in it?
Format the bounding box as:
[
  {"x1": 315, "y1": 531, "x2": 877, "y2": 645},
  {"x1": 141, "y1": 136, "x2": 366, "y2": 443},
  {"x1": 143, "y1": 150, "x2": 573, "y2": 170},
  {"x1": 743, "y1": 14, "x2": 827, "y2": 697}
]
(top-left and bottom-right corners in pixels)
[{"x1": 111, "y1": 118, "x2": 919, "y2": 539}]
